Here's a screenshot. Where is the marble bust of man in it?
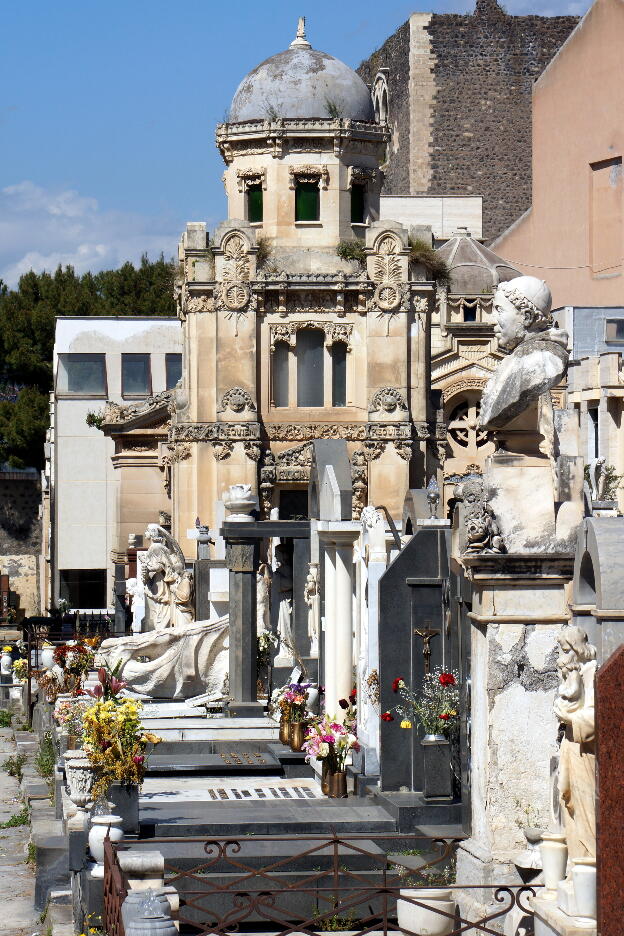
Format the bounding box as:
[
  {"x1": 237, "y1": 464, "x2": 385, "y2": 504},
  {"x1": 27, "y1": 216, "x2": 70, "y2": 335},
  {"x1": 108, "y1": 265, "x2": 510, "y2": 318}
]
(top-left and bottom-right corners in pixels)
[{"x1": 479, "y1": 276, "x2": 569, "y2": 430}]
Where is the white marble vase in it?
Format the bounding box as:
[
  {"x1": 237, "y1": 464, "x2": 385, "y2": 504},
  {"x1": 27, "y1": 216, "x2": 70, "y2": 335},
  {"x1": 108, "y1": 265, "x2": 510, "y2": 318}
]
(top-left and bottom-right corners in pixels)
[
  {"x1": 539, "y1": 834, "x2": 568, "y2": 892},
  {"x1": 88, "y1": 814, "x2": 124, "y2": 878},
  {"x1": 397, "y1": 887, "x2": 456, "y2": 936}
]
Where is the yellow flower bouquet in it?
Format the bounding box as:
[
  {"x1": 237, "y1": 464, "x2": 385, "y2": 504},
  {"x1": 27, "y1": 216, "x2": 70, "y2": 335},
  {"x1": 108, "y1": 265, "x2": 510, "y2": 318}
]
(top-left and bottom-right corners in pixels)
[{"x1": 82, "y1": 698, "x2": 160, "y2": 800}]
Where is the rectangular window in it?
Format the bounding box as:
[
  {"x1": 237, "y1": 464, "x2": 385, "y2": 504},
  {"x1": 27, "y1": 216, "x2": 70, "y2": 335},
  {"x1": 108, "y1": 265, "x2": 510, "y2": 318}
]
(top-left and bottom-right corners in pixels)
[
  {"x1": 166, "y1": 353, "x2": 182, "y2": 389},
  {"x1": 59, "y1": 569, "x2": 107, "y2": 609},
  {"x1": 295, "y1": 181, "x2": 320, "y2": 222},
  {"x1": 332, "y1": 342, "x2": 347, "y2": 407},
  {"x1": 351, "y1": 184, "x2": 366, "y2": 224},
  {"x1": 122, "y1": 354, "x2": 151, "y2": 397},
  {"x1": 588, "y1": 407, "x2": 599, "y2": 460},
  {"x1": 57, "y1": 354, "x2": 107, "y2": 395},
  {"x1": 272, "y1": 342, "x2": 289, "y2": 407},
  {"x1": 247, "y1": 184, "x2": 263, "y2": 223},
  {"x1": 297, "y1": 329, "x2": 324, "y2": 406},
  {"x1": 590, "y1": 156, "x2": 622, "y2": 275},
  {"x1": 605, "y1": 319, "x2": 624, "y2": 343}
]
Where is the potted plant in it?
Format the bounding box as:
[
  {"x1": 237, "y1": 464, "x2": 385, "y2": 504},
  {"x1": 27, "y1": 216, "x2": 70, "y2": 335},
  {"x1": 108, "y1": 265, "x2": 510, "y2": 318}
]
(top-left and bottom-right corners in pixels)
[
  {"x1": 40, "y1": 641, "x2": 56, "y2": 670},
  {"x1": 303, "y1": 714, "x2": 360, "y2": 798},
  {"x1": 0, "y1": 646, "x2": 13, "y2": 676},
  {"x1": 394, "y1": 856, "x2": 457, "y2": 936},
  {"x1": 53, "y1": 697, "x2": 91, "y2": 750},
  {"x1": 53, "y1": 641, "x2": 95, "y2": 694},
  {"x1": 12, "y1": 658, "x2": 28, "y2": 684},
  {"x1": 284, "y1": 683, "x2": 312, "y2": 751},
  {"x1": 383, "y1": 669, "x2": 460, "y2": 800},
  {"x1": 270, "y1": 683, "x2": 292, "y2": 745},
  {"x1": 82, "y1": 670, "x2": 160, "y2": 833}
]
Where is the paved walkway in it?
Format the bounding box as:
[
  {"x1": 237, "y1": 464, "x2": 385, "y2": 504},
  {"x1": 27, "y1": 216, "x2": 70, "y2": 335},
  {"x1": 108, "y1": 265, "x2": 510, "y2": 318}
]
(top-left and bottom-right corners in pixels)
[{"x1": 0, "y1": 727, "x2": 41, "y2": 936}]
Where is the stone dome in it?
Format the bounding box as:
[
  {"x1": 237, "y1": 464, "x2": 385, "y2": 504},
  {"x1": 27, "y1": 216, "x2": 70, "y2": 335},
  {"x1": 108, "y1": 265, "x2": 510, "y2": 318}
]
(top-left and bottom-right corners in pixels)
[
  {"x1": 435, "y1": 230, "x2": 520, "y2": 294},
  {"x1": 229, "y1": 22, "x2": 374, "y2": 123}
]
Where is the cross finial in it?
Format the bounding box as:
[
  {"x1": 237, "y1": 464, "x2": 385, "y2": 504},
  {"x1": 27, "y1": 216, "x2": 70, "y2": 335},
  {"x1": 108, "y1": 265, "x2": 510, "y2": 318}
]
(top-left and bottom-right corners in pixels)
[{"x1": 290, "y1": 16, "x2": 311, "y2": 48}]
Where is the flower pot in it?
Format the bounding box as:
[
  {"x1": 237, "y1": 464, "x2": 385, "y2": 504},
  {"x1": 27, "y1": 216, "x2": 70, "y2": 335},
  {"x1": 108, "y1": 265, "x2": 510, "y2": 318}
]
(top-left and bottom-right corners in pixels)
[
  {"x1": 88, "y1": 814, "x2": 124, "y2": 878},
  {"x1": 0, "y1": 653, "x2": 12, "y2": 676},
  {"x1": 398, "y1": 887, "x2": 456, "y2": 936},
  {"x1": 539, "y1": 834, "x2": 568, "y2": 891},
  {"x1": 289, "y1": 721, "x2": 307, "y2": 752},
  {"x1": 279, "y1": 718, "x2": 290, "y2": 745},
  {"x1": 40, "y1": 647, "x2": 56, "y2": 670},
  {"x1": 321, "y1": 759, "x2": 330, "y2": 796},
  {"x1": 108, "y1": 782, "x2": 140, "y2": 834},
  {"x1": 421, "y1": 736, "x2": 453, "y2": 800},
  {"x1": 572, "y1": 858, "x2": 596, "y2": 921},
  {"x1": 64, "y1": 751, "x2": 94, "y2": 812},
  {"x1": 328, "y1": 770, "x2": 348, "y2": 799}
]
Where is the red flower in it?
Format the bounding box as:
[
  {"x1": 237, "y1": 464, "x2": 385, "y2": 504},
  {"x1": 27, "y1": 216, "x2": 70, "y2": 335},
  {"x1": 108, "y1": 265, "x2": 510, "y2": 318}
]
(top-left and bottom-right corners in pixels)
[
  {"x1": 392, "y1": 677, "x2": 403, "y2": 693},
  {"x1": 381, "y1": 712, "x2": 394, "y2": 722},
  {"x1": 439, "y1": 673, "x2": 456, "y2": 686},
  {"x1": 133, "y1": 755, "x2": 145, "y2": 765},
  {"x1": 439, "y1": 713, "x2": 450, "y2": 720},
  {"x1": 338, "y1": 698, "x2": 349, "y2": 710},
  {"x1": 349, "y1": 689, "x2": 357, "y2": 702}
]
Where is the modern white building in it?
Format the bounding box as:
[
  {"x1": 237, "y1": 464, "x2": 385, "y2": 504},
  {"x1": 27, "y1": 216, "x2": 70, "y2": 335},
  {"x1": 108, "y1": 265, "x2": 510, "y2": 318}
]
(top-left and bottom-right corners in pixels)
[{"x1": 44, "y1": 317, "x2": 183, "y2": 612}]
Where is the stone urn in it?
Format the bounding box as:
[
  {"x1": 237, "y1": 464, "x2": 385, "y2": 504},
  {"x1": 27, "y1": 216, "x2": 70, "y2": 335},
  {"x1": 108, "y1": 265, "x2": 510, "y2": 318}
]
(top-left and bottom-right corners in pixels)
[
  {"x1": 64, "y1": 750, "x2": 94, "y2": 813},
  {"x1": 572, "y1": 858, "x2": 597, "y2": 922},
  {"x1": 222, "y1": 483, "x2": 257, "y2": 521},
  {"x1": 539, "y1": 833, "x2": 568, "y2": 892},
  {"x1": 124, "y1": 889, "x2": 178, "y2": 936},
  {"x1": 397, "y1": 887, "x2": 456, "y2": 936},
  {"x1": 88, "y1": 813, "x2": 124, "y2": 878},
  {"x1": 0, "y1": 651, "x2": 12, "y2": 676}
]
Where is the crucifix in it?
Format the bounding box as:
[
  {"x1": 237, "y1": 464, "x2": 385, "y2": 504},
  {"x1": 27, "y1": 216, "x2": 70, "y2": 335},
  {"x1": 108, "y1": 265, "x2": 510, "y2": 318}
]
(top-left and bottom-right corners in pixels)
[{"x1": 413, "y1": 619, "x2": 441, "y2": 675}]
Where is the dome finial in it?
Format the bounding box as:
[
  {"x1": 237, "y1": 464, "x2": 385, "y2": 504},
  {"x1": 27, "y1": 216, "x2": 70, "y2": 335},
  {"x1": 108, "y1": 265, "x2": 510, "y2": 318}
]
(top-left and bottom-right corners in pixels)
[{"x1": 290, "y1": 16, "x2": 311, "y2": 49}]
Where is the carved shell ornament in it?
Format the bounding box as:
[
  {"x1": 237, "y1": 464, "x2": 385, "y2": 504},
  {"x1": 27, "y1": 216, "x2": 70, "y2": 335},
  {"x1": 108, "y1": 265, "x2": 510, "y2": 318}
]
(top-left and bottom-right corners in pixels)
[
  {"x1": 369, "y1": 388, "x2": 408, "y2": 414},
  {"x1": 218, "y1": 387, "x2": 256, "y2": 414}
]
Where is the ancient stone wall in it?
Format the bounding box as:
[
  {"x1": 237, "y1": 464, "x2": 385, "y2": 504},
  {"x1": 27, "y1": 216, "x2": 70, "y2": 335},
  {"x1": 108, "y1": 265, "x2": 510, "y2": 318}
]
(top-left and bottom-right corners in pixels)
[
  {"x1": 0, "y1": 478, "x2": 42, "y2": 617},
  {"x1": 357, "y1": 20, "x2": 411, "y2": 196},
  {"x1": 358, "y1": 0, "x2": 579, "y2": 241}
]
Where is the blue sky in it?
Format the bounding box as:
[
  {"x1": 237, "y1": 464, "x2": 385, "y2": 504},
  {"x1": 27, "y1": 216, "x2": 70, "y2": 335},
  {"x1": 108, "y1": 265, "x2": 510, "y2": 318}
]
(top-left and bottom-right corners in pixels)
[{"x1": 0, "y1": 0, "x2": 589, "y2": 287}]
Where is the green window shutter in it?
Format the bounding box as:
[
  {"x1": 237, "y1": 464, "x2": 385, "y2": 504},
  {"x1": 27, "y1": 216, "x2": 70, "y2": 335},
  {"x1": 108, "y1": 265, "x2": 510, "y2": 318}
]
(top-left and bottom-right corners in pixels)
[
  {"x1": 350, "y1": 184, "x2": 365, "y2": 224},
  {"x1": 247, "y1": 184, "x2": 263, "y2": 223},
  {"x1": 295, "y1": 182, "x2": 320, "y2": 221}
]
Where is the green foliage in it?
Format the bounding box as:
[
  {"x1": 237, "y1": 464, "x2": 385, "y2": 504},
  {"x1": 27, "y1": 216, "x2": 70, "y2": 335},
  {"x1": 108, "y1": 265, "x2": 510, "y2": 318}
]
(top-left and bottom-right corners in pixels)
[
  {"x1": 2, "y1": 753, "x2": 26, "y2": 780},
  {"x1": 313, "y1": 903, "x2": 358, "y2": 931},
  {"x1": 0, "y1": 804, "x2": 29, "y2": 828},
  {"x1": 408, "y1": 236, "x2": 450, "y2": 286},
  {"x1": 584, "y1": 462, "x2": 623, "y2": 501},
  {"x1": 0, "y1": 255, "x2": 175, "y2": 468},
  {"x1": 255, "y1": 236, "x2": 272, "y2": 266},
  {"x1": 0, "y1": 710, "x2": 13, "y2": 728},
  {"x1": 325, "y1": 99, "x2": 343, "y2": 119},
  {"x1": 336, "y1": 239, "x2": 367, "y2": 265},
  {"x1": 26, "y1": 841, "x2": 36, "y2": 867},
  {"x1": 85, "y1": 410, "x2": 104, "y2": 430},
  {"x1": 35, "y1": 731, "x2": 56, "y2": 787}
]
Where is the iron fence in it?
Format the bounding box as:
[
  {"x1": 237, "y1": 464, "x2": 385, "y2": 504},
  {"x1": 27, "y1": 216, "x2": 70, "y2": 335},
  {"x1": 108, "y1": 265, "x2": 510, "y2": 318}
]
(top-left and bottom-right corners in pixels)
[{"x1": 104, "y1": 833, "x2": 539, "y2": 936}]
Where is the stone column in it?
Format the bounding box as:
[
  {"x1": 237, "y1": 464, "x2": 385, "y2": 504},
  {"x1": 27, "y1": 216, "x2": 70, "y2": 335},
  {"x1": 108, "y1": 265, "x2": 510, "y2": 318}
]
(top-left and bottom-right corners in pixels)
[
  {"x1": 113, "y1": 561, "x2": 127, "y2": 634},
  {"x1": 224, "y1": 529, "x2": 262, "y2": 717},
  {"x1": 318, "y1": 524, "x2": 360, "y2": 721}
]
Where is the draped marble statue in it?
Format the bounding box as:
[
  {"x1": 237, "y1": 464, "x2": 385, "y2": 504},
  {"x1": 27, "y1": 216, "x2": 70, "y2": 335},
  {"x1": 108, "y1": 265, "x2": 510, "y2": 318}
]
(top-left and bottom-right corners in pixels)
[
  {"x1": 553, "y1": 625, "x2": 597, "y2": 861},
  {"x1": 98, "y1": 524, "x2": 229, "y2": 699},
  {"x1": 272, "y1": 544, "x2": 294, "y2": 666}
]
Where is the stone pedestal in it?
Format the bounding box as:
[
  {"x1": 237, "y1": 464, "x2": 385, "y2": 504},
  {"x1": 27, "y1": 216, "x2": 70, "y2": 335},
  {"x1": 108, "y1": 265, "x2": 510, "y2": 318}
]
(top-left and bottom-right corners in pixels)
[
  {"x1": 456, "y1": 552, "x2": 575, "y2": 909},
  {"x1": 224, "y1": 528, "x2": 262, "y2": 718}
]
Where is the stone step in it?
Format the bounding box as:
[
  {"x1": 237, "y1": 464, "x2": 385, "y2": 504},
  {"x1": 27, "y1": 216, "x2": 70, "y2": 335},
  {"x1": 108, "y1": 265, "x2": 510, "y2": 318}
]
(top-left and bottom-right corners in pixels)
[
  {"x1": 139, "y1": 798, "x2": 397, "y2": 837},
  {"x1": 372, "y1": 790, "x2": 463, "y2": 831}
]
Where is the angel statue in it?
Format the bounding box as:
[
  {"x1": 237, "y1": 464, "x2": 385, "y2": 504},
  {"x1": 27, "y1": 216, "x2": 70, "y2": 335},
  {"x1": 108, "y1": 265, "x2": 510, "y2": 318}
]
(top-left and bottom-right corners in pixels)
[{"x1": 142, "y1": 523, "x2": 194, "y2": 630}]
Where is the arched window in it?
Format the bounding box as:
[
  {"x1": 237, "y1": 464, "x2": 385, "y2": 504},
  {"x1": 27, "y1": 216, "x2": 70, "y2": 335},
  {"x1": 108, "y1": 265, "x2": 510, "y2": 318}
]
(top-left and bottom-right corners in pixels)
[
  {"x1": 331, "y1": 342, "x2": 347, "y2": 407},
  {"x1": 272, "y1": 341, "x2": 289, "y2": 407},
  {"x1": 297, "y1": 329, "x2": 324, "y2": 407}
]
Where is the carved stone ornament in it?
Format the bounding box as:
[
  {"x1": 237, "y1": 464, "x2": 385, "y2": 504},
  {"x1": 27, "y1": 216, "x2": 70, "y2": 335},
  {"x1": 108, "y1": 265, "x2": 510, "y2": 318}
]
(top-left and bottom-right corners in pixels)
[
  {"x1": 369, "y1": 387, "x2": 408, "y2": 414},
  {"x1": 217, "y1": 387, "x2": 257, "y2": 414},
  {"x1": 161, "y1": 442, "x2": 192, "y2": 466},
  {"x1": 288, "y1": 164, "x2": 329, "y2": 189},
  {"x1": 213, "y1": 441, "x2": 234, "y2": 460},
  {"x1": 260, "y1": 450, "x2": 277, "y2": 518},
  {"x1": 264, "y1": 422, "x2": 411, "y2": 442},
  {"x1": 170, "y1": 421, "x2": 261, "y2": 443},
  {"x1": 349, "y1": 166, "x2": 377, "y2": 187},
  {"x1": 351, "y1": 450, "x2": 367, "y2": 520},
  {"x1": 394, "y1": 440, "x2": 413, "y2": 461},
  {"x1": 186, "y1": 294, "x2": 213, "y2": 314},
  {"x1": 456, "y1": 477, "x2": 505, "y2": 555},
  {"x1": 101, "y1": 390, "x2": 175, "y2": 426},
  {"x1": 269, "y1": 321, "x2": 353, "y2": 352},
  {"x1": 236, "y1": 167, "x2": 267, "y2": 192},
  {"x1": 243, "y1": 442, "x2": 262, "y2": 462},
  {"x1": 373, "y1": 282, "x2": 402, "y2": 312},
  {"x1": 215, "y1": 232, "x2": 254, "y2": 333},
  {"x1": 276, "y1": 443, "x2": 313, "y2": 482}
]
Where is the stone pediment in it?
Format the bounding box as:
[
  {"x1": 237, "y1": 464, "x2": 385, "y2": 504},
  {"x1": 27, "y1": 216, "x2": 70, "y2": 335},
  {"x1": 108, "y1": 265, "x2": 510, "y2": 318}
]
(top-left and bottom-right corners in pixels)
[
  {"x1": 100, "y1": 390, "x2": 175, "y2": 434},
  {"x1": 431, "y1": 341, "x2": 503, "y2": 390}
]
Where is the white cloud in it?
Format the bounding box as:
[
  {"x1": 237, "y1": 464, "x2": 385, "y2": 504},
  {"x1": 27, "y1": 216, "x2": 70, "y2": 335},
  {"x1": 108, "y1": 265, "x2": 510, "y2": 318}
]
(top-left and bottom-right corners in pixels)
[{"x1": 0, "y1": 181, "x2": 186, "y2": 288}]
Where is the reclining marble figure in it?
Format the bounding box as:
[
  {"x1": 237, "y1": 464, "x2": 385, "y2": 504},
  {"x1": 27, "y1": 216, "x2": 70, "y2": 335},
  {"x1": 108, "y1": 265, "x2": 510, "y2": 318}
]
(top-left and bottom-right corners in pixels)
[{"x1": 98, "y1": 524, "x2": 228, "y2": 699}]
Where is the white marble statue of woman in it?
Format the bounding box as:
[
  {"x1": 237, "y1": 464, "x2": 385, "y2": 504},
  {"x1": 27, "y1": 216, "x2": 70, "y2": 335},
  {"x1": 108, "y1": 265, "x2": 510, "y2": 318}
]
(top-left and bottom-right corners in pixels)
[
  {"x1": 256, "y1": 562, "x2": 271, "y2": 635},
  {"x1": 125, "y1": 577, "x2": 145, "y2": 634},
  {"x1": 273, "y1": 544, "x2": 294, "y2": 665},
  {"x1": 142, "y1": 523, "x2": 194, "y2": 630},
  {"x1": 304, "y1": 563, "x2": 319, "y2": 657},
  {"x1": 553, "y1": 625, "x2": 597, "y2": 861}
]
